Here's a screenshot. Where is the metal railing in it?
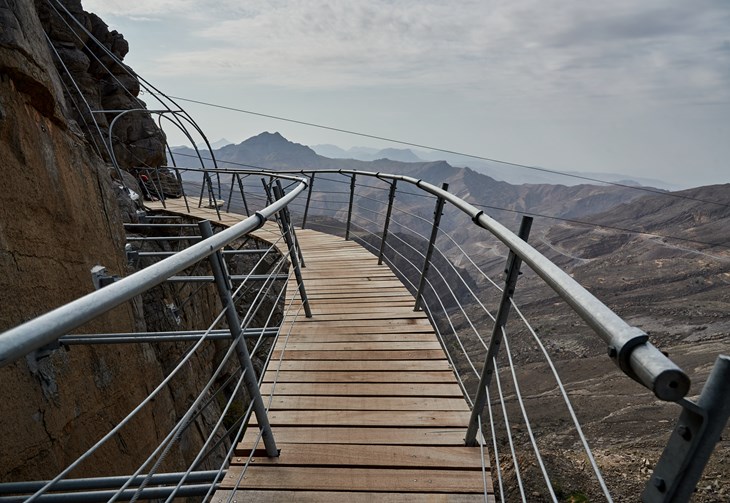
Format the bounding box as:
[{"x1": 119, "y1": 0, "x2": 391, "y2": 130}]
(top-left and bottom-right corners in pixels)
[
  {"x1": 155, "y1": 165, "x2": 728, "y2": 502},
  {"x1": 0, "y1": 172, "x2": 309, "y2": 502},
  {"x1": 2, "y1": 164, "x2": 728, "y2": 500}
]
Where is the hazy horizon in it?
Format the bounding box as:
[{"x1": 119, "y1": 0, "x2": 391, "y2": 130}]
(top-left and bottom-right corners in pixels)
[{"x1": 86, "y1": 0, "x2": 729, "y2": 188}]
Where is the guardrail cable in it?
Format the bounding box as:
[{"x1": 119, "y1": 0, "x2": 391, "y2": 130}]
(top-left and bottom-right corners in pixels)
[
  {"x1": 484, "y1": 384, "x2": 505, "y2": 503},
  {"x1": 439, "y1": 228, "x2": 504, "y2": 292},
  {"x1": 115, "y1": 333, "x2": 247, "y2": 503},
  {"x1": 163, "y1": 366, "x2": 248, "y2": 502},
  {"x1": 477, "y1": 414, "x2": 490, "y2": 503},
  {"x1": 510, "y1": 299, "x2": 613, "y2": 501},
  {"x1": 493, "y1": 355, "x2": 527, "y2": 502},
  {"x1": 227, "y1": 283, "x2": 309, "y2": 503},
  {"x1": 502, "y1": 327, "x2": 558, "y2": 502},
  {"x1": 426, "y1": 243, "x2": 488, "y2": 350},
  {"x1": 422, "y1": 278, "x2": 480, "y2": 377},
  {"x1": 24, "y1": 302, "x2": 232, "y2": 502},
  {"x1": 431, "y1": 243, "x2": 496, "y2": 323}
]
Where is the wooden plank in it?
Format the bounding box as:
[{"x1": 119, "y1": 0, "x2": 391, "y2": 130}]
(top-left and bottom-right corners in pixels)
[
  {"x1": 265, "y1": 395, "x2": 469, "y2": 411},
  {"x1": 300, "y1": 279, "x2": 406, "y2": 287},
  {"x1": 301, "y1": 271, "x2": 395, "y2": 278},
  {"x1": 296, "y1": 284, "x2": 410, "y2": 292},
  {"x1": 304, "y1": 305, "x2": 424, "y2": 316},
  {"x1": 270, "y1": 359, "x2": 452, "y2": 371},
  {"x1": 236, "y1": 426, "x2": 466, "y2": 446},
  {"x1": 262, "y1": 370, "x2": 456, "y2": 383},
  {"x1": 146, "y1": 213, "x2": 492, "y2": 500},
  {"x1": 303, "y1": 298, "x2": 416, "y2": 306},
  {"x1": 270, "y1": 350, "x2": 447, "y2": 360},
  {"x1": 212, "y1": 490, "x2": 494, "y2": 503},
  {"x1": 222, "y1": 465, "x2": 492, "y2": 493},
  {"x1": 286, "y1": 312, "x2": 427, "y2": 322},
  {"x1": 251, "y1": 410, "x2": 469, "y2": 428},
  {"x1": 305, "y1": 290, "x2": 414, "y2": 299},
  {"x1": 272, "y1": 341, "x2": 442, "y2": 351},
  {"x1": 246, "y1": 444, "x2": 489, "y2": 469},
  {"x1": 283, "y1": 324, "x2": 434, "y2": 335},
  {"x1": 280, "y1": 333, "x2": 439, "y2": 343},
  {"x1": 260, "y1": 382, "x2": 464, "y2": 397},
  {"x1": 281, "y1": 319, "x2": 432, "y2": 328}
]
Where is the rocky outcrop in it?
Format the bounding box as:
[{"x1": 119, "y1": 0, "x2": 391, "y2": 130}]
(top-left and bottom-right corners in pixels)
[
  {"x1": 0, "y1": 0, "x2": 210, "y2": 482},
  {"x1": 35, "y1": 0, "x2": 175, "y2": 186}
]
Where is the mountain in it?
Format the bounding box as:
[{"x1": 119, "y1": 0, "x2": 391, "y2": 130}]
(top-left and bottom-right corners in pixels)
[
  {"x1": 311, "y1": 144, "x2": 425, "y2": 163},
  {"x1": 173, "y1": 133, "x2": 654, "y2": 226},
  {"x1": 313, "y1": 143, "x2": 680, "y2": 190},
  {"x1": 196, "y1": 138, "x2": 232, "y2": 150}
]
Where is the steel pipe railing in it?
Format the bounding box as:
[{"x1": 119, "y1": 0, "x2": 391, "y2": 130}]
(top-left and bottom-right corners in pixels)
[
  {"x1": 0, "y1": 176, "x2": 307, "y2": 367},
  {"x1": 215, "y1": 167, "x2": 689, "y2": 402}
]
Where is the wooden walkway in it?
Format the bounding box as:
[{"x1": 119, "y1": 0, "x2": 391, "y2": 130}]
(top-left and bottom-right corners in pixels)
[{"x1": 147, "y1": 200, "x2": 493, "y2": 502}]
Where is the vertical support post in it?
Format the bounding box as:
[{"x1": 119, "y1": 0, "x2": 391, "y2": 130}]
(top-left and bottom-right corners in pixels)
[
  {"x1": 197, "y1": 171, "x2": 207, "y2": 208},
  {"x1": 236, "y1": 174, "x2": 250, "y2": 216},
  {"x1": 345, "y1": 173, "x2": 356, "y2": 240},
  {"x1": 301, "y1": 172, "x2": 316, "y2": 229},
  {"x1": 198, "y1": 220, "x2": 279, "y2": 457},
  {"x1": 153, "y1": 168, "x2": 167, "y2": 208},
  {"x1": 174, "y1": 168, "x2": 190, "y2": 213},
  {"x1": 202, "y1": 171, "x2": 221, "y2": 220},
  {"x1": 275, "y1": 180, "x2": 305, "y2": 268},
  {"x1": 261, "y1": 177, "x2": 273, "y2": 205},
  {"x1": 465, "y1": 216, "x2": 533, "y2": 446},
  {"x1": 378, "y1": 179, "x2": 398, "y2": 266},
  {"x1": 272, "y1": 185, "x2": 312, "y2": 318},
  {"x1": 413, "y1": 182, "x2": 449, "y2": 311},
  {"x1": 226, "y1": 172, "x2": 236, "y2": 213},
  {"x1": 642, "y1": 354, "x2": 730, "y2": 502}
]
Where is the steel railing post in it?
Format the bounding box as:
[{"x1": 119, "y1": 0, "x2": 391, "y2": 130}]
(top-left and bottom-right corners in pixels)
[
  {"x1": 236, "y1": 174, "x2": 250, "y2": 216},
  {"x1": 378, "y1": 179, "x2": 397, "y2": 265},
  {"x1": 197, "y1": 171, "x2": 206, "y2": 208},
  {"x1": 272, "y1": 185, "x2": 312, "y2": 318},
  {"x1": 201, "y1": 171, "x2": 221, "y2": 220},
  {"x1": 226, "y1": 172, "x2": 236, "y2": 213},
  {"x1": 642, "y1": 354, "x2": 730, "y2": 502},
  {"x1": 275, "y1": 180, "x2": 306, "y2": 268},
  {"x1": 261, "y1": 177, "x2": 274, "y2": 205},
  {"x1": 301, "y1": 172, "x2": 315, "y2": 229},
  {"x1": 198, "y1": 220, "x2": 279, "y2": 457},
  {"x1": 465, "y1": 215, "x2": 533, "y2": 446},
  {"x1": 154, "y1": 168, "x2": 167, "y2": 208},
  {"x1": 413, "y1": 182, "x2": 449, "y2": 311},
  {"x1": 345, "y1": 173, "x2": 356, "y2": 240},
  {"x1": 173, "y1": 168, "x2": 190, "y2": 213}
]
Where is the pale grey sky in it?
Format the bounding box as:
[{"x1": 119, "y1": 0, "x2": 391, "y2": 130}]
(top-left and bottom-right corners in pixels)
[{"x1": 85, "y1": 0, "x2": 729, "y2": 188}]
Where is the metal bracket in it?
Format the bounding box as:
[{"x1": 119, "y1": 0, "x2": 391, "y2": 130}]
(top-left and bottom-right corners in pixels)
[
  {"x1": 642, "y1": 355, "x2": 730, "y2": 502},
  {"x1": 606, "y1": 326, "x2": 648, "y2": 382},
  {"x1": 91, "y1": 265, "x2": 120, "y2": 290},
  {"x1": 125, "y1": 244, "x2": 140, "y2": 267}
]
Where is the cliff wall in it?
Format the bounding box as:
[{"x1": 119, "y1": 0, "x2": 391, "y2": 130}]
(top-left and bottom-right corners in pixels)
[{"x1": 0, "y1": 0, "x2": 227, "y2": 481}]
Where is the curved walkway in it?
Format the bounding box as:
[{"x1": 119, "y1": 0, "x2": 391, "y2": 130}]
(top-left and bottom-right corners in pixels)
[{"x1": 148, "y1": 199, "x2": 493, "y2": 501}]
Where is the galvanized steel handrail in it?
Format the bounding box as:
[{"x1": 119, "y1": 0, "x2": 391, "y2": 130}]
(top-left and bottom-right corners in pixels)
[
  {"x1": 0, "y1": 177, "x2": 307, "y2": 367},
  {"x1": 192, "y1": 166, "x2": 689, "y2": 402}
]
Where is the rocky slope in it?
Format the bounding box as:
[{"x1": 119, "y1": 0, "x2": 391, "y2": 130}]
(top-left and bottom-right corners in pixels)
[
  {"x1": 183, "y1": 132, "x2": 730, "y2": 500},
  {"x1": 0, "y1": 0, "x2": 223, "y2": 483}
]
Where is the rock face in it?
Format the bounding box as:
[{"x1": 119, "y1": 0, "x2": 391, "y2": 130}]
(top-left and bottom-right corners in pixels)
[
  {"x1": 34, "y1": 0, "x2": 176, "y2": 188},
  {"x1": 0, "y1": 0, "x2": 214, "y2": 482}
]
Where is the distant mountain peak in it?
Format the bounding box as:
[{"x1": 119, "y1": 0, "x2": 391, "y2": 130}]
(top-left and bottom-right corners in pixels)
[{"x1": 195, "y1": 138, "x2": 232, "y2": 150}]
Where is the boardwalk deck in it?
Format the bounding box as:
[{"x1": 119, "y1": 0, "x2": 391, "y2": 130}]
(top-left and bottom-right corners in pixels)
[{"x1": 146, "y1": 199, "x2": 493, "y2": 502}]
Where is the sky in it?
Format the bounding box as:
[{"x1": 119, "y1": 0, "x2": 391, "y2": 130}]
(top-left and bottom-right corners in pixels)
[{"x1": 83, "y1": 0, "x2": 729, "y2": 188}]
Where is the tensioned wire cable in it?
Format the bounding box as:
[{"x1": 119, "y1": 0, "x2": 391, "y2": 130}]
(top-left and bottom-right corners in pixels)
[
  {"x1": 155, "y1": 94, "x2": 730, "y2": 210},
  {"x1": 171, "y1": 158, "x2": 730, "y2": 249},
  {"x1": 46, "y1": 2, "x2": 729, "y2": 248}
]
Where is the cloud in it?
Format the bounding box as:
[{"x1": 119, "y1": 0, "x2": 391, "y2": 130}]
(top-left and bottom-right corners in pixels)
[{"x1": 85, "y1": 0, "x2": 730, "y2": 105}]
